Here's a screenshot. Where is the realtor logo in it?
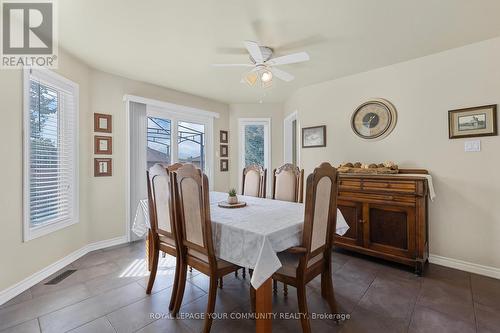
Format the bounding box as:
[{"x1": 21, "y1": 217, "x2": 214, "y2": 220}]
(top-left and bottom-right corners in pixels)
[{"x1": 1, "y1": 0, "x2": 57, "y2": 68}]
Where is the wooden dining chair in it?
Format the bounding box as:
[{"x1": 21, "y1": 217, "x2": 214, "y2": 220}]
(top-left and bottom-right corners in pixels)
[
  {"x1": 242, "y1": 164, "x2": 267, "y2": 198},
  {"x1": 271, "y1": 163, "x2": 304, "y2": 295},
  {"x1": 171, "y1": 164, "x2": 241, "y2": 333},
  {"x1": 271, "y1": 162, "x2": 339, "y2": 333},
  {"x1": 145, "y1": 163, "x2": 183, "y2": 311},
  {"x1": 273, "y1": 163, "x2": 304, "y2": 203}
]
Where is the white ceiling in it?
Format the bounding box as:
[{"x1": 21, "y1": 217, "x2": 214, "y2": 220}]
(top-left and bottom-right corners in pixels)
[{"x1": 59, "y1": 0, "x2": 500, "y2": 104}]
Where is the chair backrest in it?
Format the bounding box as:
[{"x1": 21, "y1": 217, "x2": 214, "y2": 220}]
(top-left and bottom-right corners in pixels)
[
  {"x1": 146, "y1": 163, "x2": 183, "y2": 239},
  {"x1": 272, "y1": 164, "x2": 304, "y2": 203},
  {"x1": 301, "y1": 162, "x2": 338, "y2": 266},
  {"x1": 242, "y1": 164, "x2": 267, "y2": 198},
  {"x1": 172, "y1": 164, "x2": 216, "y2": 267}
]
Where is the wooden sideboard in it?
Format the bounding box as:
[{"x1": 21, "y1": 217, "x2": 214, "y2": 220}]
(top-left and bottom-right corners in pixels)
[{"x1": 334, "y1": 169, "x2": 429, "y2": 275}]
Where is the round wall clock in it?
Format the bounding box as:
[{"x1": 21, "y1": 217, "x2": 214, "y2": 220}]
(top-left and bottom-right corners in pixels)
[{"x1": 351, "y1": 98, "x2": 397, "y2": 140}]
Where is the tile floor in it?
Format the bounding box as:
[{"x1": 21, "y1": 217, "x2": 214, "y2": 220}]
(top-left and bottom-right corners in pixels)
[{"x1": 0, "y1": 241, "x2": 499, "y2": 333}]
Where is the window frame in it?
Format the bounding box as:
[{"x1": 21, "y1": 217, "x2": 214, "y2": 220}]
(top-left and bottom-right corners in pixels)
[{"x1": 23, "y1": 68, "x2": 80, "y2": 242}]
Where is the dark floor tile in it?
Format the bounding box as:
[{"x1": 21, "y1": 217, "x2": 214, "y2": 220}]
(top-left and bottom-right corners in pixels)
[
  {"x1": 475, "y1": 302, "x2": 500, "y2": 333},
  {"x1": 38, "y1": 282, "x2": 146, "y2": 333},
  {"x1": 418, "y1": 277, "x2": 475, "y2": 324},
  {"x1": 357, "y1": 275, "x2": 420, "y2": 320},
  {"x1": 0, "y1": 319, "x2": 40, "y2": 333},
  {"x1": 423, "y1": 264, "x2": 471, "y2": 289},
  {"x1": 471, "y1": 274, "x2": 500, "y2": 310},
  {"x1": 0, "y1": 290, "x2": 32, "y2": 310},
  {"x1": 330, "y1": 272, "x2": 372, "y2": 306},
  {"x1": 67, "y1": 317, "x2": 115, "y2": 333},
  {"x1": 106, "y1": 288, "x2": 174, "y2": 333},
  {"x1": 409, "y1": 305, "x2": 475, "y2": 333},
  {"x1": 135, "y1": 318, "x2": 193, "y2": 333},
  {"x1": 341, "y1": 306, "x2": 408, "y2": 333},
  {"x1": 0, "y1": 284, "x2": 91, "y2": 331}
]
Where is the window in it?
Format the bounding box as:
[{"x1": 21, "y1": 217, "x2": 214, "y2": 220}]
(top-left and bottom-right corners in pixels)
[
  {"x1": 23, "y1": 68, "x2": 79, "y2": 241},
  {"x1": 239, "y1": 118, "x2": 271, "y2": 193},
  {"x1": 147, "y1": 117, "x2": 171, "y2": 169},
  {"x1": 145, "y1": 104, "x2": 214, "y2": 181},
  {"x1": 177, "y1": 121, "x2": 205, "y2": 169}
]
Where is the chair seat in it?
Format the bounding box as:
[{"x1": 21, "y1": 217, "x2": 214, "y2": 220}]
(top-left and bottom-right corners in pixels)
[
  {"x1": 276, "y1": 251, "x2": 323, "y2": 278},
  {"x1": 188, "y1": 248, "x2": 236, "y2": 270}
]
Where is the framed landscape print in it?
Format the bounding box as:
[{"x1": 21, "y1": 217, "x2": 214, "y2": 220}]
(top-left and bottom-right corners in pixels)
[
  {"x1": 220, "y1": 130, "x2": 228, "y2": 143},
  {"x1": 94, "y1": 113, "x2": 112, "y2": 133},
  {"x1": 302, "y1": 125, "x2": 326, "y2": 148},
  {"x1": 220, "y1": 145, "x2": 228, "y2": 157},
  {"x1": 94, "y1": 136, "x2": 112, "y2": 154},
  {"x1": 94, "y1": 158, "x2": 112, "y2": 177},
  {"x1": 449, "y1": 105, "x2": 497, "y2": 139},
  {"x1": 220, "y1": 159, "x2": 229, "y2": 172}
]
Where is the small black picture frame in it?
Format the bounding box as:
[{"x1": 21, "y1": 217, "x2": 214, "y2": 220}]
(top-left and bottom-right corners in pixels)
[
  {"x1": 220, "y1": 159, "x2": 229, "y2": 172},
  {"x1": 220, "y1": 145, "x2": 228, "y2": 157},
  {"x1": 220, "y1": 130, "x2": 228, "y2": 143}
]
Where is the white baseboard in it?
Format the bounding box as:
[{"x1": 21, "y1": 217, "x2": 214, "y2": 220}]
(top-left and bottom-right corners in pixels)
[
  {"x1": 429, "y1": 254, "x2": 500, "y2": 280},
  {"x1": 0, "y1": 235, "x2": 128, "y2": 306}
]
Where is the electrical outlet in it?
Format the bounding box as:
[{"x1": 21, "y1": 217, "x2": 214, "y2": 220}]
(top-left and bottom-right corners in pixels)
[{"x1": 464, "y1": 140, "x2": 481, "y2": 152}]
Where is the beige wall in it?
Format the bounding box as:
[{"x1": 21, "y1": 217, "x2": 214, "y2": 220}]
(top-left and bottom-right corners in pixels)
[
  {"x1": 0, "y1": 51, "x2": 229, "y2": 292},
  {"x1": 0, "y1": 50, "x2": 91, "y2": 290},
  {"x1": 228, "y1": 103, "x2": 283, "y2": 195},
  {"x1": 284, "y1": 37, "x2": 500, "y2": 270},
  {"x1": 87, "y1": 70, "x2": 229, "y2": 243}
]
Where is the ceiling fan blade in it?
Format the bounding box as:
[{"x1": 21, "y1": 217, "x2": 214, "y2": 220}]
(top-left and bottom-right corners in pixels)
[
  {"x1": 212, "y1": 63, "x2": 254, "y2": 67},
  {"x1": 267, "y1": 52, "x2": 310, "y2": 66},
  {"x1": 244, "y1": 40, "x2": 264, "y2": 63},
  {"x1": 275, "y1": 35, "x2": 327, "y2": 52},
  {"x1": 271, "y1": 67, "x2": 294, "y2": 82}
]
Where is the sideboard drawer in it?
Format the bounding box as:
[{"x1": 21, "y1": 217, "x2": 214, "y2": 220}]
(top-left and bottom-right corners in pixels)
[{"x1": 362, "y1": 180, "x2": 417, "y2": 194}]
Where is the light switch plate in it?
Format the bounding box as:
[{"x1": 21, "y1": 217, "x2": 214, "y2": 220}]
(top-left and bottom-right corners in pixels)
[{"x1": 464, "y1": 140, "x2": 481, "y2": 152}]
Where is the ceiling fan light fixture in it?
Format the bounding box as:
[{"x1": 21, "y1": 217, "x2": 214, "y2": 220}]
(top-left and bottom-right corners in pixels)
[
  {"x1": 260, "y1": 69, "x2": 273, "y2": 83},
  {"x1": 243, "y1": 72, "x2": 258, "y2": 86}
]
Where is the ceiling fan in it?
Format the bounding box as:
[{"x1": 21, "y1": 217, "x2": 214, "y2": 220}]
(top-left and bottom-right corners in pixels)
[{"x1": 212, "y1": 41, "x2": 310, "y2": 87}]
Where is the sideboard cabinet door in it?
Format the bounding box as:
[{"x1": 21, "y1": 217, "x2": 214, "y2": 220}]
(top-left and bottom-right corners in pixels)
[
  {"x1": 335, "y1": 200, "x2": 363, "y2": 247},
  {"x1": 363, "y1": 204, "x2": 416, "y2": 259}
]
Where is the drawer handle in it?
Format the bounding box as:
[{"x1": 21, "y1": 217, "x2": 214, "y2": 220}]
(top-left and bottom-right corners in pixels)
[{"x1": 359, "y1": 219, "x2": 365, "y2": 224}]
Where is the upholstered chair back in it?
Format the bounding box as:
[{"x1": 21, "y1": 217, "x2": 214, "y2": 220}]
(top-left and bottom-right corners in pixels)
[
  {"x1": 273, "y1": 164, "x2": 304, "y2": 203},
  {"x1": 172, "y1": 164, "x2": 215, "y2": 266},
  {"x1": 242, "y1": 164, "x2": 267, "y2": 198},
  {"x1": 302, "y1": 163, "x2": 338, "y2": 265}
]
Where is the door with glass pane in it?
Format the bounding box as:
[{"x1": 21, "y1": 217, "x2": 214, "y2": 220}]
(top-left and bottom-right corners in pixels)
[
  {"x1": 147, "y1": 117, "x2": 206, "y2": 172},
  {"x1": 177, "y1": 121, "x2": 205, "y2": 170},
  {"x1": 239, "y1": 119, "x2": 270, "y2": 193},
  {"x1": 147, "y1": 117, "x2": 171, "y2": 169}
]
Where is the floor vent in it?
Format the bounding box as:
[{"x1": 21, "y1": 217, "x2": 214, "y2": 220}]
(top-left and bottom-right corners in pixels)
[{"x1": 44, "y1": 269, "x2": 77, "y2": 285}]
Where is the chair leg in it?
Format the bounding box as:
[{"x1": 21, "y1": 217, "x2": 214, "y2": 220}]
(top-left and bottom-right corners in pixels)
[
  {"x1": 172, "y1": 262, "x2": 188, "y2": 316},
  {"x1": 250, "y1": 285, "x2": 256, "y2": 313},
  {"x1": 242, "y1": 268, "x2": 246, "y2": 279},
  {"x1": 203, "y1": 276, "x2": 218, "y2": 333},
  {"x1": 189, "y1": 266, "x2": 193, "y2": 273},
  {"x1": 297, "y1": 284, "x2": 311, "y2": 333},
  {"x1": 168, "y1": 255, "x2": 181, "y2": 311},
  {"x1": 322, "y1": 271, "x2": 338, "y2": 316},
  {"x1": 145, "y1": 248, "x2": 159, "y2": 294},
  {"x1": 235, "y1": 269, "x2": 239, "y2": 278},
  {"x1": 161, "y1": 251, "x2": 166, "y2": 258},
  {"x1": 273, "y1": 280, "x2": 278, "y2": 294},
  {"x1": 283, "y1": 283, "x2": 288, "y2": 297},
  {"x1": 219, "y1": 277, "x2": 223, "y2": 289}
]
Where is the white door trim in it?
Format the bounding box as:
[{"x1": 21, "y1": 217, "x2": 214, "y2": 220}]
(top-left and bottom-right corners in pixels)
[{"x1": 283, "y1": 111, "x2": 299, "y2": 165}]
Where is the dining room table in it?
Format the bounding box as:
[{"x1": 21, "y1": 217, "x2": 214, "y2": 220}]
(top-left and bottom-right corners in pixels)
[{"x1": 133, "y1": 191, "x2": 349, "y2": 333}]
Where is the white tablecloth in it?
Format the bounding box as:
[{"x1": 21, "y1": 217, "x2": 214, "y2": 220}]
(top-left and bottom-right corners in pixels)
[{"x1": 133, "y1": 191, "x2": 349, "y2": 288}]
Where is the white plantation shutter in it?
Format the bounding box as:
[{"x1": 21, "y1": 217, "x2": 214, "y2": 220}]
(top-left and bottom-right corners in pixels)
[{"x1": 24, "y1": 68, "x2": 79, "y2": 241}]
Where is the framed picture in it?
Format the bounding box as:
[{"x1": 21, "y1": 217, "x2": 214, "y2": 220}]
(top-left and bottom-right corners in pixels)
[
  {"x1": 94, "y1": 113, "x2": 112, "y2": 133},
  {"x1": 220, "y1": 159, "x2": 229, "y2": 172},
  {"x1": 448, "y1": 105, "x2": 497, "y2": 139},
  {"x1": 220, "y1": 130, "x2": 228, "y2": 143},
  {"x1": 302, "y1": 125, "x2": 326, "y2": 148},
  {"x1": 220, "y1": 145, "x2": 228, "y2": 157},
  {"x1": 94, "y1": 136, "x2": 112, "y2": 154},
  {"x1": 94, "y1": 158, "x2": 112, "y2": 177}
]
